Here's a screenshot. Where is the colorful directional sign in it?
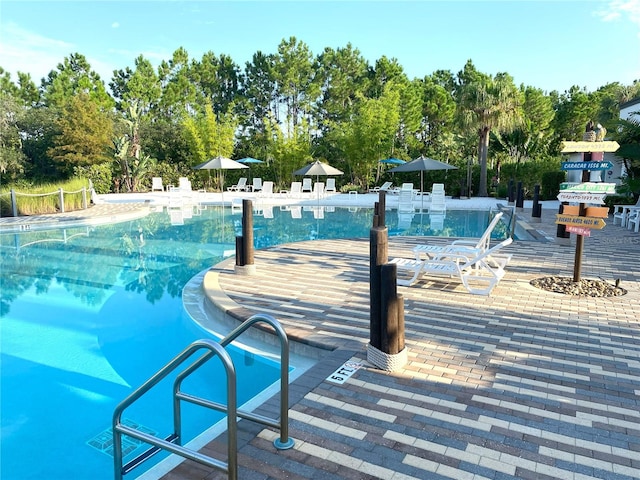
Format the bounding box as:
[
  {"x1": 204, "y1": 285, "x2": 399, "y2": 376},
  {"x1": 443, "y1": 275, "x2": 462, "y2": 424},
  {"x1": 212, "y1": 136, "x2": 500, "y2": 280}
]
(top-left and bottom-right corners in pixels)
[
  {"x1": 555, "y1": 214, "x2": 606, "y2": 230},
  {"x1": 559, "y1": 182, "x2": 616, "y2": 194},
  {"x1": 557, "y1": 192, "x2": 607, "y2": 204},
  {"x1": 566, "y1": 225, "x2": 592, "y2": 237},
  {"x1": 561, "y1": 161, "x2": 613, "y2": 171},
  {"x1": 560, "y1": 141, "x2": 620, "y2": 153}
]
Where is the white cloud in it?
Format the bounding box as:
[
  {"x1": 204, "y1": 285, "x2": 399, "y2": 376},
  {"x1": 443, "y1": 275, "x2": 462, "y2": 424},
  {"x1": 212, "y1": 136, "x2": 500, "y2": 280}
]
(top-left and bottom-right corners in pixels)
[
  {"x1": 0, "y1": 22, "x2": 75, "y2": 81},
  {"x1": 595, "y1": 0, "x2": 640, "y2": 29},
  {"x1": 112, "y1": 22, "x2": 120, "y2": 29}
]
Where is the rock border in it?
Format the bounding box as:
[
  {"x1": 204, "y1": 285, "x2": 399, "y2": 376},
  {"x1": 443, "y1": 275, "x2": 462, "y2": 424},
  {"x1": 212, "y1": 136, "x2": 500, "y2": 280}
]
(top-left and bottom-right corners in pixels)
[{"x1": 530, "y1": 276, "x2": 627, "y2": 297}]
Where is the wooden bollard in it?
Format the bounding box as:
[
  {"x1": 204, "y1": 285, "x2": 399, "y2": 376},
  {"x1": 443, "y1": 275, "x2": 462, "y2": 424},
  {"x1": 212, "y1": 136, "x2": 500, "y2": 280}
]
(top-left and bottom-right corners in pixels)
[
  {"x1": 242, "y1": 199, "x2": 254, "y2": 265},
  {"x1": 369, "y1": 226, "x2": 388, "y2": 350},
  {"x1": 378, "y1": 191, "x2": 386, "y2": 227},
  {"x1": 235, "y1": 236, "x2": 244, "y2": 266},
  {"x1": 381, "y1": 263, "x2": 403, "y2": 355},
  {"x1": 235, "y1": 200, "x2": 257, "y2": 275}
]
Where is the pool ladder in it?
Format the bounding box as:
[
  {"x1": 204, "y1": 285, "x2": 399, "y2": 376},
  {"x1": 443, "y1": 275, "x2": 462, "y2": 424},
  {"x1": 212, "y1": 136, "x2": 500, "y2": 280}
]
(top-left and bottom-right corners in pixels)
[{"x1": 112, "y1": 313, "x2": 295, "y2": 480}]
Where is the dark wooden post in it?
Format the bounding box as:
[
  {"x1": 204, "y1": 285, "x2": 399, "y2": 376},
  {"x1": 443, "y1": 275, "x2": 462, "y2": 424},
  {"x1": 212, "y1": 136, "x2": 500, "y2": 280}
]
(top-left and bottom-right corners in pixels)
[
  {"x1": 235, "y1": 236, "x2": 244, "y2": 266},
  {"x1": 556, "y1": 203, "x2": 571, "y2": 239},
  {"x1": 369, "y1": 226, "x2": 388, "y2": 350},
  {"x1": 242, "y1": 199, "x2": 254, "y2": 265},
  {"x1": 573, "y1": 203, "x2": 586, "y2": 282},
  {"x1": 508, "y1": 179, "x2": 515, "y2": 204},
  {"x1": 516, "y1": 181, "x2": 524, "y2": 211},
  {"x1": 381, "y1": 264, "x2": 404, "y2": 355},
  {"x1": 378, "y1": 191, "x2": 386, "y2": 227},
  {"x1": 532, "y1": 184, "x2": 541, "y2": 220}
]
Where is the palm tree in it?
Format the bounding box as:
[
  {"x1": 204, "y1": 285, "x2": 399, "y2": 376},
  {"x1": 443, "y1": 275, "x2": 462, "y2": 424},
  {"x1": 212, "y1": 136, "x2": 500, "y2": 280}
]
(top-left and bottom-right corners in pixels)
[{"x1": 457, "y1": 73, "x2": 521, "y2": 196}]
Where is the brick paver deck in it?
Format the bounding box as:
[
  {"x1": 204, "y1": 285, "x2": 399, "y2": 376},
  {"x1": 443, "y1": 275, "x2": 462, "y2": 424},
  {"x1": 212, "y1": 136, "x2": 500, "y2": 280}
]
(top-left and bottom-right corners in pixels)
[{"x1": 165, "y1": 208, "x2": 640, "y2": 480}]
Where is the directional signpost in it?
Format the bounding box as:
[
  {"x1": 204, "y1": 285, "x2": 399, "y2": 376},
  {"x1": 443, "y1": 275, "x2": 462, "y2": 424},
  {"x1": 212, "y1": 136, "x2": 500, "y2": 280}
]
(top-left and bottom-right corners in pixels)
[
  {"x1": 558, "y1": 135, "x2": 619, "y2": 281},
  {"x1": 561, "y1": 161, "x2": 613, "y2": 171},
  {"x1": 560, "y1": 141, "x2": 620, "y2": 153},
  {"x1": 557, "y1": 192, "x2": 606, "y2": 204}
]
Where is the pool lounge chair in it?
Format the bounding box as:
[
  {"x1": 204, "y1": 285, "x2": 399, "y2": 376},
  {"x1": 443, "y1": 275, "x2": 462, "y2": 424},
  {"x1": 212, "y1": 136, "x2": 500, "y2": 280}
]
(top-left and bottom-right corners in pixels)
[
  {"x1": 257, "y1": 181, "x2": 273, "y2": 198},
  {"x1": 413, "y1": 212, "x2": 504, "y2": 260},
  {"x1": 302, "y1": 178, "x2": 313, "y2": 194},
  {"x1": 397, "y1": 183, "x2": 415, "y2": 213},
  {"x1": 326, "y1": 178, "x2": 337, "y2": 193},
  {"x1": 369, "y1": 181, "x2": 393, "y2": 193},
  {"x1": 252, "y1": 178, "x2": 263, "y2": 192},
  {"x1": 312, "y1": 182, "x2": 325, "y2": 199},
  {"x1": 390, "y1": 237, "x2": 513, "y2": 295},
  {"x1": 288, "y1": 181, "x2": 303, "y2": 198},
  {"x1": 227, "y1": 177, "x2": 248, "y2": 192},
  {"x1": 151, "y1": 177, "x2": 164, "y2": 192}
]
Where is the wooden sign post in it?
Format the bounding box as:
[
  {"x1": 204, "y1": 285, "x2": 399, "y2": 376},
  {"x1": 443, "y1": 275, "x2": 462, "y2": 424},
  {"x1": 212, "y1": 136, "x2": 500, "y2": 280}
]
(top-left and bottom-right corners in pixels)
[{"x1": 557, "y1": 133, "x2": 619, "y2": 281}]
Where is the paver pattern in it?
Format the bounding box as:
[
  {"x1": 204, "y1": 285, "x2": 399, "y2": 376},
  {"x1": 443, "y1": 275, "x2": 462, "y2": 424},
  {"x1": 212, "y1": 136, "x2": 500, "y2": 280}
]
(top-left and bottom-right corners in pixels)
[{"x1": 166, "y1": 208, "x2": 640, "y2": 480}]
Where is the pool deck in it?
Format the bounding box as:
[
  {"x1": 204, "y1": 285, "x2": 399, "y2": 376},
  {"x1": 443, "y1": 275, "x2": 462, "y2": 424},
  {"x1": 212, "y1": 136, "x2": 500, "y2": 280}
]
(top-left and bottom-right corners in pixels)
[{"x1": 2, "y1": 194, "x2": 639, "y2": 480}]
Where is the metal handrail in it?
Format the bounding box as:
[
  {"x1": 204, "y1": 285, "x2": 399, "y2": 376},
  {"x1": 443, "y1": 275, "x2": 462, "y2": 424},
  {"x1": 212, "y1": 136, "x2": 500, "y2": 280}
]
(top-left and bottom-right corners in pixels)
[
  {"x1": 174, "y1": 313, "x2": 294, "y2": 450},
  {"x1": 112, "y1": 313, "x2": 294, "y2": 480}
]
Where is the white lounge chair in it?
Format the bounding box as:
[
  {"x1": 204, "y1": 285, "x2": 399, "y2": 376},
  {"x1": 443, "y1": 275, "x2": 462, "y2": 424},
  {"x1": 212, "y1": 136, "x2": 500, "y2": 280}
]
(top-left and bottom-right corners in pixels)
[
  {"x1": 252, "y1": 178, "x2": 263, "y2": 192},
  {"x1": 151, "y1": 177, "x2": 164, "y2": 192},
  {"x1": 313, "y1": 182, "x2": 325, "y2": 199},
  {"x1": 302, "y1": 178, "x2": 313, "y2": 194},
  {"x1": 429, "y1": 183, "x2": 446, "y2": 213},
  {"x1": 325, "y1": 178, "x2": 337, "y2": 193},
  {"x1": 414, "y1": 212, "x2": 504, "y2": 261},
  {"x1": 369, "y1": 181, "x2": 393, "y2": 193},
  {"x1": 227, "y1": 177, "x2": 248, "y2": 192},
  {"x1": 289, "y1": 182, "x2": 303, "y2": 198},
  {"x1": 178, "y1": 177, "x2": 192, "y2": 192},
  {"x1": 390, "y1": 237, "x2": 513, "y2": 295},
  {"x1": 398, "y1": 183, "x2": 415, "y2": 213},
  {"x1": 257, "y1": 181, "x2": 273, "y2": 198}
]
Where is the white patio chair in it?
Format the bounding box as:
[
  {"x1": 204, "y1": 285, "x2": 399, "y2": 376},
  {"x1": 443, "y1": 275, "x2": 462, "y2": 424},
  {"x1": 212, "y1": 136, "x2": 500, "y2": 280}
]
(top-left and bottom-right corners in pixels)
[
  {"x1": 627, "y1": 207, "x2": 640, "y2": 233},
  {"x1": 252, "y1": 178, "x2": 263, "y2": 192},
  {"x1": 613, "y1": 197, "x2": 640, "y2": 227},
  {"x1": 325, "y1": 178, "x2": 337, "y2": 193},
  {"x1": 302, "y1": 178, "x2": 312, "y2": 193},
  {"x1": 390, "y1": 237, "x2": 513, "y2": 295}
]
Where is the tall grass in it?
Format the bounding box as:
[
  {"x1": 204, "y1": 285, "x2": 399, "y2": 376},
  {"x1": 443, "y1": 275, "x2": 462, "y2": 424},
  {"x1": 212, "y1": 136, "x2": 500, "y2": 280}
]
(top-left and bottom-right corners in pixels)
[{"x1": 0, "y1": 179, "x2": 90, "y2": 217}]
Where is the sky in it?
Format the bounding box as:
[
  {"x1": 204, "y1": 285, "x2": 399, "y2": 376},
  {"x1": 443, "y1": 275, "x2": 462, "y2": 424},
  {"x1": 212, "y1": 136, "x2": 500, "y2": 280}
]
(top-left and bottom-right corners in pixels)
[{"x1": 1, "y1": 0, "x2": 639, "y2": 94}]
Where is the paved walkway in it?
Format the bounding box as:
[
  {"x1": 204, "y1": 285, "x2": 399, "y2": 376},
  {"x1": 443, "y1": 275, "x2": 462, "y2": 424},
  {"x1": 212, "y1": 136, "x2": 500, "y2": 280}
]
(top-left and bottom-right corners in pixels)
[
  {"x1": 2, "y1": 196, "x2": 639, "y2": 480},
  {"x1": 166, "y1": 206, "x2": 640, "y2": 479}
]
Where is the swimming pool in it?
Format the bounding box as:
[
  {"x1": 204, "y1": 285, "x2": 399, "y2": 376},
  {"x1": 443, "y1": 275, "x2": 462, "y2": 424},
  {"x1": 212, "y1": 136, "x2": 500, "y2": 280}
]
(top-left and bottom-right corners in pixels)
[{"x1": 0, "y1": 206, "x2": 507, "y2": 479}]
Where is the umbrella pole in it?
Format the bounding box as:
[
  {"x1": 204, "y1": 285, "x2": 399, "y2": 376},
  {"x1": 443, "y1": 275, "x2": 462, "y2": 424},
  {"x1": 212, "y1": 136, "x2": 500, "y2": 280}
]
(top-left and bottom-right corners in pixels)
[{"x1": 420, "y1": 171, "x2": 424, "y2": 212}]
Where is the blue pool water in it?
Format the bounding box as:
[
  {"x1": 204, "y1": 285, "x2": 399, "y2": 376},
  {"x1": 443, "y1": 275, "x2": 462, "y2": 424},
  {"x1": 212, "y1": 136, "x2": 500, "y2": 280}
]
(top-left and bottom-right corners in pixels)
[{"x1": 0, "y1": 206, "x2": 507, "y2": 479}]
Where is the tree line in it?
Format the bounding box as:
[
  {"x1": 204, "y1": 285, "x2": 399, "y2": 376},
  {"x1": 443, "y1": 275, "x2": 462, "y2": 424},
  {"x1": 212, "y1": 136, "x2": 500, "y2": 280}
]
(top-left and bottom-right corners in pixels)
[{"x1": 1, "y1": 37, "x2": 639, "y2": 197}]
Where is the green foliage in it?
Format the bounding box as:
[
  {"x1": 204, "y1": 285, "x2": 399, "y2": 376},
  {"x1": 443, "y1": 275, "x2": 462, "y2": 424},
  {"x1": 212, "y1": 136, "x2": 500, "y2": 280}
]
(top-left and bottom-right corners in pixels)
[
  {"x1": 47, "y1": 93, "x2": 114, "y2": 173},
  {"x1": 541, "y1": 171, "x2": 567, "y2": 200},
  {"x1": 500, "y1": 157, "x2": 562, "y2": 199},
  {"x1": 73, "y1": 163, "x2": 112, "y2": 193}
]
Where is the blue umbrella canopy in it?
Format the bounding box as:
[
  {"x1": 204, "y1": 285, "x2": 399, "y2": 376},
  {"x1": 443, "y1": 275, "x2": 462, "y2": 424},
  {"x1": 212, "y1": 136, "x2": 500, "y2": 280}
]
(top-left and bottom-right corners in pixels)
[
  {"x1": 379, "y1": 158, "x2": 406, "y2": 165},
  {"x1": 237, "y1": 157, "x2": 264, "y2": 164}
]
